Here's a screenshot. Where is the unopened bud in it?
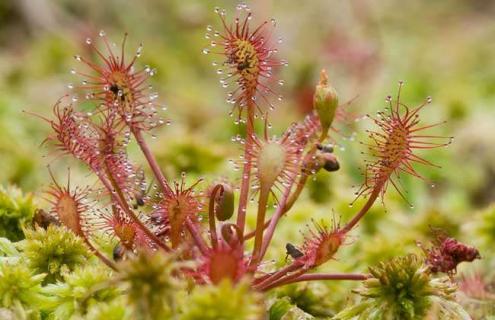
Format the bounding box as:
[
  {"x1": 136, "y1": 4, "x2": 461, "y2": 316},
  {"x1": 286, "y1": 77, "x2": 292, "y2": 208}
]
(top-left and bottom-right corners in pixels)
[
  {"x1": 314, "y1": 69, "x2": 339, "y2": 136},
  {"x1": 321, "y1": 153, "x2": 339, "y2": 172},
  {"x1": 213, "y1": 183, "x2": 235, "y2": 221},
  {"x1": 302, "y1": 149, "x2": 340, "y2": 175},
  {"x1": 221, "y1": 223, "x2": 241, "y2": 247},
  {"x1": 257, "y1": 142, "x2": 287, "y2": 190}
]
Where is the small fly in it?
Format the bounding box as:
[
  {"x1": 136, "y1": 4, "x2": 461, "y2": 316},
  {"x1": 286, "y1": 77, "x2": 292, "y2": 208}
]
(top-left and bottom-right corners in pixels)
[{"x1": 285, "y1": 243, "x2": 304, "y2": 260}]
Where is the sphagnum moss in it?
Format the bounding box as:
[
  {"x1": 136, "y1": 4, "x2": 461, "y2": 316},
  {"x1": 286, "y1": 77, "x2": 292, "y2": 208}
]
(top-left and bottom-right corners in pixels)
[
  {"x1": 21, "y1": 225, "x2": 91, "y2": 284},
  {"x1": 334, "y1": 255, "x2": 470, "y2": 320}
]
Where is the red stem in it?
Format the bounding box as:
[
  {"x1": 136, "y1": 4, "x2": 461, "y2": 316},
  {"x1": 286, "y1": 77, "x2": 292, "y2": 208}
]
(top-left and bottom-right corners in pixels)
[
  {"x1": 343, "y1": 185, "x2": 382, "y2": 233},
  {"x1": 132, "y1": 128, "x2": 172, "y2": 195},
  {"x1": 236, "y1": 103, "x2": 255, "y2": 240},
  {"x1": 249, "y1": 187, "x2": 270, "y2": 269},
  {"x1": 243, "y1": 174, "x2": 308, "y2": 241},
  {"x1": 186, "y1": 218, "x2": 209, "y2": 256},
  {"x1": 253, "y1": 261, "x2": 304, "y2": 290},
  {"x1": 96, "y1": 170, "x2": 170, "y2": 252},
  {"x1": 208, "y1": 185, "x2": 224, "y2": 250},
  {"x1": 258, "y1": 175, "x2": 296, "y2": 262},
  {"x1": 277, "y1": 273, "x2": 368, "y2": 286},
  {"x1": 83, "y1": 237, "x2": 117, "y2": 271},
  {"x1": 259, "y1": 268, "x2": 308, "y2": 291}
]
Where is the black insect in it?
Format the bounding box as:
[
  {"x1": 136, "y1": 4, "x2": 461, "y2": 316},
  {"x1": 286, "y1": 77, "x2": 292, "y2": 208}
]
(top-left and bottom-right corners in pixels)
[
  {"x1": 133, "y1": 170, "x2": 151, "y2": 209},
  {"x1": 109, "y1": 83, "x2": 126, "y2": 101},
  {"x1": 285, "y1": 243, "x2": 304, "y2": 260},
  {"x1": 237, "y1": 55, "x2": 251, "y2": 72},
  {"x1": 316, "y1": 143, "x2": 334, "y2": 153},
  {"x1": 133, "y1": 193, "x2": 146, "y2": 209},
  {"x1": 32, "y1": 209, "x2": 59, "y2": 229},
  {"x1": 113, "y1": 244, "x2": 126, "y2": 261}
]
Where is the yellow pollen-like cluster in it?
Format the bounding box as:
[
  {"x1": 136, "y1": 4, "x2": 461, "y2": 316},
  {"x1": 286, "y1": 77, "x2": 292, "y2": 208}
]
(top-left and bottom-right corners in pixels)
[
  {"x1": 381, "y1": 123, "x2": 409, "y2": 168},
  {"x1": 232, "y1": 39, "x2": 260, "y2": 86},
  {"x1": 108, "y1": 71, "x2": 133, "y2": 102}
]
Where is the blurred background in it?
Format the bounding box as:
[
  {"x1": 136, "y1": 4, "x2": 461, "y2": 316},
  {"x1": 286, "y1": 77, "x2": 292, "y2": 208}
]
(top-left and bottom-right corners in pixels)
[{"x1": 0, "y1": 0, "x2": 494, "y2": 316}]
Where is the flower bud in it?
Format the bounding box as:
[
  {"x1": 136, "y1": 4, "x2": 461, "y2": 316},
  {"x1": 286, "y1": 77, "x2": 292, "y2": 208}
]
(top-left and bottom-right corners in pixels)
[
  {"x1": 321, "y1": 153, "x2": 340, "y2": 172},
  {"x1": 257, "y1": 142, "x2": 287, "y2": 190},
  {"x1": 313, "y1": 69, "x2": 339, "y2": 136},
  {"x1": 214, "y1": 183, "x2": 235, "y2": 221},
  {"x1": 221, "y1": 224, "x2": 241, "y2": 247},
  {"x1": 302, "y1": 149, "x2": 340, "y2": 175}
]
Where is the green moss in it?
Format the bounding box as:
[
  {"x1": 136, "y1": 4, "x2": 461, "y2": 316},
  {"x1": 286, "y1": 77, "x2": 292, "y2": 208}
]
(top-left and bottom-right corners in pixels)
[
  {"x1": 0, "y1": 186, "x2": 36, "y2": 241},
  {"x1": 333, "y1": 255, "x2": 468, "y2": 320},
  {"x1": 154, "y1": 134, "x2": 225, "y2": 175},
  {"x1": 0, "y1": 261, "x2": 48, "y2": 313},
  {"x1": 42, "y1": 265, "x2": 119, "y2": 319},
  {"x1": 275, "y1": 283, "x2": 334, "y2": 318},
  {"x1": 119, "y1": 251, "x2": 184, "y2": 320},
  {"x1": 475, "y1": 205, "x2": 495, "y2": 249},
  {"x1": 180, "y1": 279, "x2": 264, "y2": 320},
  {"x1": 85, "y1": 299, "x2": 131, "y2": 320},
  {"x1": 21, "y1": 226, "x2": 91, "y2": 283}
]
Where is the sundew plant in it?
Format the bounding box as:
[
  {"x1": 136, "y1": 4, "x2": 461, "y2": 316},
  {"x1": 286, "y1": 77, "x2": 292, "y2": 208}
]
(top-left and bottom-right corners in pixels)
[{"x1": 1, "y1": 3, "x2": 488, "y2": 320}]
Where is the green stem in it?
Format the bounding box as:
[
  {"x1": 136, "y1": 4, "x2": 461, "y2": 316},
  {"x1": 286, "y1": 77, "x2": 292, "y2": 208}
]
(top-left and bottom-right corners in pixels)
[
  {"x1": 236, "y1": 102, "x2": 255, "y2": 240},
  {"x1": 249, "y1": 186, "x2": 270, "y2": 268},
  {"x1": 132, "y1": 128, "x2": 172, "y2": 196},
  {"x1": 343, "y1": 185, "x2": 382, "y2": 233}
]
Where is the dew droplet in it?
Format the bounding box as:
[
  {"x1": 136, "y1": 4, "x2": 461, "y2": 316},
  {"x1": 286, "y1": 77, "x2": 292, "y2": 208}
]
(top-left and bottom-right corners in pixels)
[
  {"x1": 136, "y1": 44, "x2": 143, "y2": 57},
  {"x1": 85, "y1": 38, "x2": 92, "y2": 45},
  {"x1": 99, "y1": 30, "x2": 106, "y2": 37},
  {"x1": 202, "y1": 48, "x2": 210, "y2": 55}
]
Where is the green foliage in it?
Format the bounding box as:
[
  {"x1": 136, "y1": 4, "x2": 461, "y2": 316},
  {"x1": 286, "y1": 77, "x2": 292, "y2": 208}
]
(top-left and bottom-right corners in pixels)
[
  {"x1": 474, "y1": 204, "x2": 495, "y2": 249},
  {"x1": 0, "y1": 186, "x2": 36, "y2": 241},
  {"x1": 333, "y1": 255, "x2": 469, "y2": 320},
  {"x1": 119, "y1": 251, "x2": 184, "y2": 320},
  {"x1": 269, "y1": 297, "x2": 293, "y2": 320},
  {"x1": 275, "y1": 283, "x2": 334, "y2": 318},
  {"x1": 180, "y1": 279, "x2": 264, "y2": 320},
  {"x1": 413, "y1": 208, "x2": 460, "y2": 238},
  {"x1": 155, "y1": 134, "x2": 225, "y2": 176},
  {"x1": 21, "y1": 226, "x2": 91, "y2": 283},
  {"x1": 269, "y1": 296, "x2": 316, "y2": 320},
  {"x1": 0, "y1": 260, "x2": 48, "y2": 315},
  {"x1": 85, "y1": 299, "x2": 132, "y2": 320},
  {"x1": 307, "y1": 173, "x2": 333, "y2": 204},
  {"x1": 42, "y1": 265, "x2": 119, "y2": 319}
]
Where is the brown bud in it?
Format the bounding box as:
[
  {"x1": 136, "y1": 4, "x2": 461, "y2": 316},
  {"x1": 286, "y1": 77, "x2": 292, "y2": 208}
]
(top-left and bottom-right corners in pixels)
[
  {"x1": 302, "y1": 150, "x2": 340, "y2": 175},
  {"x1": 213, "y1": 183, "x2": 235, "y2": 221},
  {"x1": 221, "y1": 223, "x2": 241, "y2": 247},
  {"x1": 321, "y1": 153, "x2": 340, "y2": 172}
]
